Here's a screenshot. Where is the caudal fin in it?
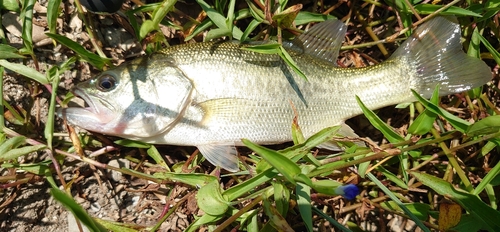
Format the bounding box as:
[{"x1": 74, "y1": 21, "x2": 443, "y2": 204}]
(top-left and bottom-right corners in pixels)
[{"x1": 391, "y1": 17, "x2": 491, "y2": 98}]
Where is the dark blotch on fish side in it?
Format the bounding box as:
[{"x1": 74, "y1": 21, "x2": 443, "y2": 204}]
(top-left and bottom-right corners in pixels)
[{"x1": 80, "y1": 0, "x2": 125, "y2": 13}]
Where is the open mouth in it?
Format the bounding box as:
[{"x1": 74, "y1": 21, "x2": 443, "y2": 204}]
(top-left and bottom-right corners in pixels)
[
  {"x1": 57, "y1": 87, "x2": 116, "y2": 125},
  {"x1": 72, "y1": 87, "x2": 98, "y2": 114}
]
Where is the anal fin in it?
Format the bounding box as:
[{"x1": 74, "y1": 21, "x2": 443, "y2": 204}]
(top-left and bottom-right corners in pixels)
[
  {"x1": 317, "y1": 123, "x2": 366, "y2": 150},
  {"x1": 197, "y1": 144, "x2": 239, "y2": 172}
]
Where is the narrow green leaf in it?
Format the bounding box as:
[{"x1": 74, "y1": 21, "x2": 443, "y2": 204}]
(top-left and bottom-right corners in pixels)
[
  {"x1": 0, "y1": 66, "x2": 3, "y2": 130},
  {"x1": 44, "y1": 71, "x2": 59, "y2": 149},
  {"x1": 139, "y1": 0, "x2": 176, "y2": 42},
  {"x1": 310, "y1": 179, "x2": 343, "y2": 195},
  {"x1": 223, "y1": 168, "x2": 278, "y2": 201},
  {"x1": 231, "y1": 26, "x2": 244, "y2": 40},
  {"x1": 195, "y1": 0, "x2": 229, "y2": 31},
  {"x1": 124, "y1": 3, "x2": 162, "y2": 39},
  {"x1": 452, "y1": 214, "x2": 487, "y2": 232},
  {"x1": 376, "y1": 166, "x2": 408, "y2": 189},
  {"x1": 299, "y1": 126, "x2": 341, "y2": 150},
  {"x1": 51, "y1": 189, "x2": 107, "y2": 232},
  {"x1": 294, "y1": 12, "x2": 334, "y2": 25},
  {"x1": 272, "y1": 181, "x2": 290, "y2": 216},
  {"x1": 0, "y1": 44, "x2": 25, "y2": 59},
  {"x1": 241, "y1": 43, "x2": 281, "y2": 54},
  {"x1": 2, "y1": 99, "x2": 24, "y2": 125},
  {"x1": 411, "y1": 90, "x2": 471, "y2": 132},
  {"x1": 485, "y1": 0, "x2": 500, "y2": 8},
  {"x1": 468, "y1": 27, "x2": 481, "y2": 59},
  {"x1": 45, "y1": 33, "x2": 111, "y2": 70},
  {"x1": 408, "y1": 86, "x2": 439, "y2": 135},
  {"x1": 114, "y1": 139, "x2": 151, "y2": 148},
  {"x1": 240, "y1": 19, "x2": 261, "y2": 42},
  {"x1": 256, "y1": 126, "x2": 340, "y2": 172},
  {"x1": 93, "y1": 219, "x2": 140, "y2": 232},
  {"x1": 47, "y1": 0, "x2": 62, "y2": 34},
  {"x1": 234, "y1": 7, "x2": 251, "y2": 21},
  {"x1": 0, "y1": 144, "x2": 46, "y2": 162},
  {"x1": 0, "y1": 60, "x2": 48, "y2": 84},
  {"x1": 2, "y1": 161, "x2": 52, "y2": 176},
  {"x1": 476, "y1": 30, "x2": 500, "y2": 66},
  {"x1": 380, "y1": 202, "x2": 431, "y2": 220},
  {"x1": 474, "y1": 157, "x2": 500, "y2": 195},
  {"x1": 367, "y1": 172, "x2": 430, "y2": 232},
  {"x1": 296, "y1": 183, "x2": 313, "y2": 232},
  {"x1": 410, "y1": 171, "x2": 500, "y2": 231},
  {"x1": 278, "y1": 46, "x2": 307, "y2": 81},
  {"x1": 153, "y1": 172, "x2": 217, "y2": 187},
  {"x1": 466, "y1": 115, "x2": 500, "y2": 137},
  {"x1": 185, "y1": 20, "x2": 213, "y2": 41},
  {"x1": 312, "y1": 206, "x2": 352, "y2": 232},
  {"x1": 185, "y1": 214, "x2": 223, "y2": 232},
  {"x1": 151, "y1": 0, "x2": 176, "y2": 25},
  {"x1": 0, "y1": 136, "x2": 26, "y2": 155},
  {"x1": 205, "y1": 28, "x2": 232, "y2": 41},
  {"x1": 356, "y1": 96, "x2": 404, "y2": 143},
  {"x1": 226, "y1": 0, "x2": 236, "y2": 29},
  {"x1": 291, "y1": 116, "x2": 305, "y2": 144},
  {"x1": 147, "y1": 145, "x2": 170, "y2": 171},
  {"x1": 21, "y1": 0, "x2": 35, "y2": 55},
  {"x1": 0, "y1": 0, "x2": 20, "y2": 11},
  {"x1": 263, "y1": 196, "x2": 294, "y2": 231},
  {"x1": 246, "y1": 0, "x2": 265, "y2": 22},
  {"x1": 242, "y1": 139, "x2": 301, "y2": 185},
  {"x1": 413, "y1": 4, "x2": 482, "y2": 17}
]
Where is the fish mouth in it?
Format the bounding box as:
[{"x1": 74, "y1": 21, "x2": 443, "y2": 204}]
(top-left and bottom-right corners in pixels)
[
  {"x1": 57, "y1": 87, "x2": 116, "y2": 125},
  {"x1": 73, "y1": 87, "x2": 104, "y2": 115}
]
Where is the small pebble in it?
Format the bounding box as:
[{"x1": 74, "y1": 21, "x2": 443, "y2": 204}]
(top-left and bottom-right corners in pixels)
[{"x1": 90, "y1": 202, "x2": 101, "y2": 212}]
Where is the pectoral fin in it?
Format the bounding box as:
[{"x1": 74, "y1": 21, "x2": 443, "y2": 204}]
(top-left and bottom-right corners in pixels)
[{"x1": 197, "y1": 144, "x2": 239, "y2": 172}]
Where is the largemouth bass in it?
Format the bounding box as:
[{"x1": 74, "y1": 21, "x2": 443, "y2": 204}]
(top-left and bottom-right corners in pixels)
[{"x1": 59, "y1": 17, "x2": 491, "y2": 171}]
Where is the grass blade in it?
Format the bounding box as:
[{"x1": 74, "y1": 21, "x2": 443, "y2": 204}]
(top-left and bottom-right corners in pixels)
[
  {"x1": 242, "y1": 139, "x2": 302, "y2": 185},
  {"x1": 0, "y1": 59, "x2": 48, "y2": 84},
  {"x1": 51, "y1": 189, "x2": 107, "y2": 232},
  {"x1": 312, "y1": 206, "x2": 352, "y2": 232},
  {"x1": 356, "y1": 96, "x2": 404, "y2": 143},
  {"x1": 44, "y1": 70, "x2": 59, "y2": 149},
  {"x1": 45, "y1": 33, "x2": 112, "y2": 70},
  {"x1": 410, "y1": 171, "x2": 500, "y2": 231},
  {"x1": 296, "y1": 183, "x2": 313, "y2": 232},
  {"x1": 47, "y1": 0, "x2": 62, "y2": 34},
  {"x1": 411, "y1": 90, "x2": 471, "y2": 132},
  {"x1": 367, "y1": 172, "x2": 430, "y2": 232},
  {"x1": 20, "y1": 0, "x2": 35, "y2": 55}
]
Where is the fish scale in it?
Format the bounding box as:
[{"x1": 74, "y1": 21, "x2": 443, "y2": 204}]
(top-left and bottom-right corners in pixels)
[{"x1": 59, "y1": 17, "x2": 491, "y2": 171}]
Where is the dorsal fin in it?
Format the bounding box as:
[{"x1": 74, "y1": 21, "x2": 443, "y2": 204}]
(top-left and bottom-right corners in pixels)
[{"x1": 292, "y1": 19, "x2": 347, "y2": 66}]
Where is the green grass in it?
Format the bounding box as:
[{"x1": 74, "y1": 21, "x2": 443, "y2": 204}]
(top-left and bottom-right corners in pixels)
[{"x1": 1, "y1": 0, "x2": 500, "y2": 231}]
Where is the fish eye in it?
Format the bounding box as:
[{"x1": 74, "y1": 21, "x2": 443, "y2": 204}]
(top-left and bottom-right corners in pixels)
[{"x1": 96, "y1": 75, "x2": 117, "y2": 92}]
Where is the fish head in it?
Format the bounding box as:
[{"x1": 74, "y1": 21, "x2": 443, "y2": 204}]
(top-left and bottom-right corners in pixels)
[{"x1": 59, "y1": 56, "x2": 193, "y2": 140}]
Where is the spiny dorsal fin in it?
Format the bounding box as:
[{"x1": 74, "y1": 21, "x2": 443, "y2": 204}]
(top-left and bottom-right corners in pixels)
[{"x1": 292, "y1": 19, "x2": 347, "y2": 65}]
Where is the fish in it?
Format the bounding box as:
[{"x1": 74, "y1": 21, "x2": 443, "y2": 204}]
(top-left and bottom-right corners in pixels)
[{"x1": 58, "y1": 17, "x2": 491, "y2": 172}]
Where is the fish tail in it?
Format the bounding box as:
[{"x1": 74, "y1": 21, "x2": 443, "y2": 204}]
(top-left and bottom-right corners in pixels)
[{"x1": 391, "y1": 17, "x2": 491, "y2": 98}]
